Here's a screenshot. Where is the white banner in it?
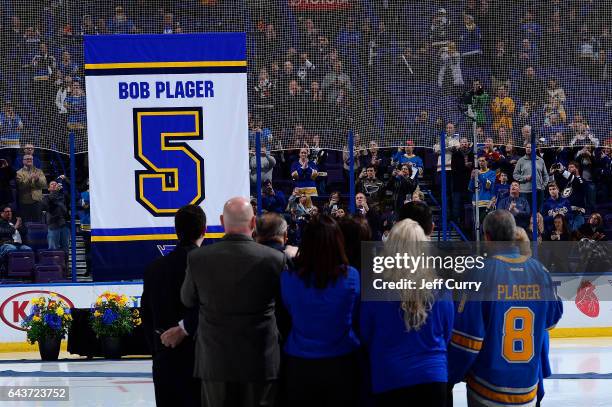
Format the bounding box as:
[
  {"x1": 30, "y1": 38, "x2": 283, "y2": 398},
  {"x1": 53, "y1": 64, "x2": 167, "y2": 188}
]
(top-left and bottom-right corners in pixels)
[
  {"x1": 0, "y1": 283, "x2": 143, "y2": 343},
  {"x1": 86, "y1": 73, "x2": 249, "y2": 232},
  {"x1": 84, "y1": 34, "x2": 249, "y2": 280}
]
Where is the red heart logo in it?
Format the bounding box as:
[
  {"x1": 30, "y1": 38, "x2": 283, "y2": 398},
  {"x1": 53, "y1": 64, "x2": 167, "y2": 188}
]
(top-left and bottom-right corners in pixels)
[{"x1": 575, "y1": 281, "x2": 599, "y2": 318}]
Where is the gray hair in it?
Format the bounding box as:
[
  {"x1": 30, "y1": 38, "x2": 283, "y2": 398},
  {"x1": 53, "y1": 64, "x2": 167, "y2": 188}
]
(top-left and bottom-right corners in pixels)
[
  {"x1": 255, "y1": 213, "x2": 288, "y2": 242},
  {"x1": 483, "y1": 210, "x2": 516, "y2": 241}
]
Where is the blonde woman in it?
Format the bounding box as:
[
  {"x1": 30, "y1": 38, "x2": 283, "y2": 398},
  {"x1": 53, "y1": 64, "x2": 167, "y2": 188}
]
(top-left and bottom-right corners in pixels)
[{"x1": 360, "y1": 219, "x2": 453, "y2": 407}]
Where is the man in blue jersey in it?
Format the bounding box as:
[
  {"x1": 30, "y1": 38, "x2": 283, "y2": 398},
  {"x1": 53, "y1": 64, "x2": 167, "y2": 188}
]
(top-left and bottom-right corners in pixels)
[
  {"x1": 448, "y1": 210, "x2": 563, "y2": 407},
  {"x1": 541, "y1": 181, "x2": 572, "y2": 234},
  {"x1": 468, "y1": 157, "x2": 497, "y2": 225}
]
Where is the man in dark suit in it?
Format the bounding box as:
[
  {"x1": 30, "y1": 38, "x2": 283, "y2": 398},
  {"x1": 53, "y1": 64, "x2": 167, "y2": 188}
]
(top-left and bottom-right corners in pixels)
[
  {"x1": 181, "y1": 197, "x2": 286, "y2": 407},
  {"x1": 142, "y1": 204, "x2": 205, "y2": 407}
]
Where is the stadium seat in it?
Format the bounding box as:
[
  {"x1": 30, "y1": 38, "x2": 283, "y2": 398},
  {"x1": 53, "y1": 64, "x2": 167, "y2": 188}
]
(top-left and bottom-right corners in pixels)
[
  {"x1": 25, "y1": 223, "x2": 48, "y2": 252},
  {"x1": 7, "y1": 251, "x2": 35, "y2": 281},
  {"x1": 38, "y1": 250, "x2": 66, "y2": 268},
  {"x1": 34, "y1": 264, "x2": 64, "y2": 283}
]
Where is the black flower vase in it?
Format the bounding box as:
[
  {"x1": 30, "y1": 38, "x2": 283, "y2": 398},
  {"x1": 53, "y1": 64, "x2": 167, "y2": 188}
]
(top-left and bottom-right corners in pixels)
[
  {"x1": 101, "y1": 336, "x2": 122, "y2": 359},
  {"x1": 38, "y1": 335, "x2": 61, "y2": 361}
]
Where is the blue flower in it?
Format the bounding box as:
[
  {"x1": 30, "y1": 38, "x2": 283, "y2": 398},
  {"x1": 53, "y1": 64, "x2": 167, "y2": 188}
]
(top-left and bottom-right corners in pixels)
[
  {"x1": 21, "y1": 315, "x2": 32, "y2": 326},
  {"x1": 44, "y1": 314, "x2": 62, "y2": 331},
  {"x1": 29, "y1": 305, "x2": 39, "y2": 316},
  {"x1": 102, "y1": 309, "x2": 118, "y2": 325}
]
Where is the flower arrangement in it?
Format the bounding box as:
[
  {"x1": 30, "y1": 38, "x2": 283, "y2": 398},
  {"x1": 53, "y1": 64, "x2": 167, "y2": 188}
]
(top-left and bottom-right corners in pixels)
[
  {"x1": 90, "y1": 291, "x2": 141, "y2": 338},
  {"x1": 21, "y1": 293, "x2": 73, "y2": 344}
]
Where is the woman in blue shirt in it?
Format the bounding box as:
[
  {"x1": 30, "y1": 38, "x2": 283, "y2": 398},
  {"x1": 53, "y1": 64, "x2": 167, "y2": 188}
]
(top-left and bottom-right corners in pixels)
[
  {"x1": 281, "y1": 215, "x2": 360, "y2": 407},
  {"x1": 360, "y1": 219, "x2": 454, "y2": 407}
]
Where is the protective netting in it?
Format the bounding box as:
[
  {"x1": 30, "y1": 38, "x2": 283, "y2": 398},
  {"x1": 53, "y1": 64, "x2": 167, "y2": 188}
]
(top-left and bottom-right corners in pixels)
[
  {"x1": 250, "y1": 0, "x2": 611, "y2": 152},
  {"x1": 1, "y1": 0, "x2": 610, "y2": 157}
]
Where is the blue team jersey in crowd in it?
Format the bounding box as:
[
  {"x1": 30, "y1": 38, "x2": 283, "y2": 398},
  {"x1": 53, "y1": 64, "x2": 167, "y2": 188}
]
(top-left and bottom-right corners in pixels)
[
  {"x1": 469, "y1": 169, "x2": 497, "y2": 207},
  {"x1": 398, "y1": 154, "x2": 424, "y2": 172},
  {"x1": 448, "y1": 248, "x2": 563, "y2": 406},
  {"x1": 541, "y1": 197, "x2": 572, "y2": 232},
  {"x1": 493, "y1": 183, "x2": 510, "y2": 204}
]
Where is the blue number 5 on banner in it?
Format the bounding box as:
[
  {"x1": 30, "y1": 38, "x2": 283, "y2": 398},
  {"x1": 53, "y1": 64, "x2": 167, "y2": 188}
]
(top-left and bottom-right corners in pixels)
[{"x1": 133, "y1": 107, "x2": 204, "y2": 216}]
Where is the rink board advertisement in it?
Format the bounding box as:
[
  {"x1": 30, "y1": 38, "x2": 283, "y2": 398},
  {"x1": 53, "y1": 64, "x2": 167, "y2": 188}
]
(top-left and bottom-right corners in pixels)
[
  {"x1": 0, "y1": 276, "x2": 611, "y2": 343},
  {"x1": 85, "y1": 34, "x2": 249, "y2": 280},
  {"x1": 0, "y1": 283, "x2": 143, "y2": 343}
]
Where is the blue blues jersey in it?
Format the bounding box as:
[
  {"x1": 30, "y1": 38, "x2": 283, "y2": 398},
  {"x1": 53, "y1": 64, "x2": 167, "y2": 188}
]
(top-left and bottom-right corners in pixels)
[
  {"x1": 448, "y1": 248, "x2": 563, "y2": 406},
  {"x1": 398, "y1": 154, "x2": 424, "y2": 174},
  {"x1": 541, "y1": 197, "x2": 572, "y2": 233},
  {"x1": 469, "y1": 169, "x2": 497, "y2": 207},
  {"x1": 493, "y1": 183, "x2": 510, "y2": 204}
]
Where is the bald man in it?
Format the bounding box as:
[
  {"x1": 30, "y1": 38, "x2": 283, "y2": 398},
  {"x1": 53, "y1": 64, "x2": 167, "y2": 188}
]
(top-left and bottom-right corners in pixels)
[{"x1": 181, "y1": 197, "x2": 286, "y2": 407}]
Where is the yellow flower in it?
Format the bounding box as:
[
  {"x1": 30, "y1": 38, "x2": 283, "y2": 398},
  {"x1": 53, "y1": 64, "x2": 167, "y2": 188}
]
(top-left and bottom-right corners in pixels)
[
  {"x1": 38, "y1": 297, "x2": 45, "y2": 305},
  {"x1": 96, "y1": 298, "x2": 103, "y2": 306},
  {"x1": 94, "y1": 311, "x2": 101, "y2": 318},
  {"x1": 133, "y1": 309, "x2": 140, "y2": 317},
  {"x1": 55, "y1": 307, "x2": 64, "y2": 317},
  {"x1": 134, "y1": 318, "x2": 142, "y2": 326},
  {"x1": 32, "y1": 315, "x2": 41, "y2": 322},
  {"x1": 49, "y1": 292, "x2": 58, "y2": 298},
  {"x1": 29, "y1": 298, "x2": 38, "y2": 305},
  {"x1": 64, "y1": 314, "x2": 72, "y2": 321}
]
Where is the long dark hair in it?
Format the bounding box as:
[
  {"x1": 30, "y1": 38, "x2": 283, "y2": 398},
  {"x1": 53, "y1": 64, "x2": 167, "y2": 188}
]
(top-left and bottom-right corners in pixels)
[
  {"x1": 339, "y1": 215, "x2": 372, "y2": 271},
  {"x1": 552, "y1": 214, "x2": 570, "y2": 237},
  {"x1": 294, "y1": 215, "x2": 349, "y2": 288}
]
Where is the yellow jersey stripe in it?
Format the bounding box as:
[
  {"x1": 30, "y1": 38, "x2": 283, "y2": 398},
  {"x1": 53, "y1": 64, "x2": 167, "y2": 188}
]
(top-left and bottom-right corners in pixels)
[
  {"x1": 92, "y1": 232, "x2": 224, "y2": 242},
  {"x1": 467, "y1": 376, "x2": 538, "y2": 405},
  {"x1": 451, "y1": 332, "x2": 483, "y2": 352},
  {"x1": 493, "y1": 255, "x2": 531, "y2": 264},
  {"x1": 84, "y1": 60, "x2": 247, "y2": 70}
]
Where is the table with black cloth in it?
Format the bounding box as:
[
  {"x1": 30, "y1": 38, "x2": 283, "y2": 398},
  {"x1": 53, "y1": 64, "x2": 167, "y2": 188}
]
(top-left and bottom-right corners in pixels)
[{"x1": 67, "y1": 308, "x2": 151, "y2": 358}]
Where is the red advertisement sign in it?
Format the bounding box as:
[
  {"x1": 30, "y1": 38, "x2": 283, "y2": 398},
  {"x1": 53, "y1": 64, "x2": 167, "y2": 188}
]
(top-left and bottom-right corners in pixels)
[
  {"x1": 289, "y1": 0, "x2": 352, "y2": 11},
  {"x1": 575, "y1": 281, "x2": 599, "y2": 318},
  {"x1": 0, "y1": 290, "x2": 75, "y2": 331}
]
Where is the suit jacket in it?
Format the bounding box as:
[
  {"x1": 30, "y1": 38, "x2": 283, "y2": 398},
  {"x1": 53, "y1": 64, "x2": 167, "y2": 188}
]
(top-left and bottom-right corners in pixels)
[
  {"x1": 181, "y1": 234, "x2": 286, "y2": 382},
  {"x1": 141, "y1": 244, "x2": 199, "y2": 355}
]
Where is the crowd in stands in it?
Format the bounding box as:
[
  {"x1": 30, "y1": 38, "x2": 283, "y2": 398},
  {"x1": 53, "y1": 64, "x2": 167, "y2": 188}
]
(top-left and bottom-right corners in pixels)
[
  {"x1": 0, "y1": 1, "x2": 610, "y2": 279},
  {"x1": 245, "y1": 0, "x2": 612, "y2": 248}
]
